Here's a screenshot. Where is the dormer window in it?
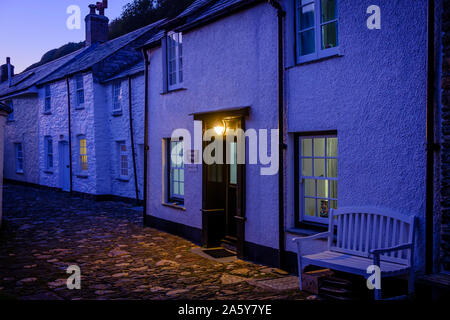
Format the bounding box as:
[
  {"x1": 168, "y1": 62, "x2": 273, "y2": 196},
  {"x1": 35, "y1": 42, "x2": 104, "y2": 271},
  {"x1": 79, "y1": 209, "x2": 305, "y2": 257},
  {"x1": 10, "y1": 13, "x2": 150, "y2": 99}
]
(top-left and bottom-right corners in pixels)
[{"x1": 167, "y1": 32, "x2": 183, "y2": 90}]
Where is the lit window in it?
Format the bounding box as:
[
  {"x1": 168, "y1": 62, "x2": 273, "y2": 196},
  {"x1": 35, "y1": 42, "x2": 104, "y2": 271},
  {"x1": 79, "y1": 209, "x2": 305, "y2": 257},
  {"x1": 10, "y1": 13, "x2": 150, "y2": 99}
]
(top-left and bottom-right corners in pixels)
[
  {"x1": 118, "y1": 142, "x2": 129, "y2": 179},
  {"x1": 15, "y1": 143, "x2": 23, "y2": 173},
  {"x1": 45, "y1": 136, "x2": 53, "y2": 170},
  {"x1": 168, "y1": 139, "x2": 184, "y2": 204},
  {"x1": 7, "y1": 100, "x2": 13, "y2": 121},
  {"x1": 296, "y1": 0, "x2": 338, "y2": 63},
  {"x1": 44, "y1": 85, "x2": 51, "y2": 112},
  {"x1": 75, "y1": 75, "x2": 84, "y2": 107},
  {"x1": 112, "y1": 81, "x2": 122, "y2": 112},
  {"x1": 167, "y1": 32, "x2": 183, "y2": 90},
  {"x1": 299, "y1": 135, "x2": 337, "y2": 224},
  {"x1": 78, "y1": 136, "x2": 88, "y2": 173}
]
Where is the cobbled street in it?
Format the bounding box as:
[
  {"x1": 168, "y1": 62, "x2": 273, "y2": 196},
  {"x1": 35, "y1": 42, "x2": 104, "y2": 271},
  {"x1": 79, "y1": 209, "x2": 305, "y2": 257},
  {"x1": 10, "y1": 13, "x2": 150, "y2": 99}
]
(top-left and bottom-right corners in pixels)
[{"x1": 0, "y1": 183, "x2": 309, "y2": 300}]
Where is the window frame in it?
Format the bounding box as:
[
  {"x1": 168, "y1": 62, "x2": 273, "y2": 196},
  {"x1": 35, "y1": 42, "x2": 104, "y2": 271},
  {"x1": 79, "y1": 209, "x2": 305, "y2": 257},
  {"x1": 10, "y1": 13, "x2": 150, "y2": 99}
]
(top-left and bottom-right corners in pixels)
[
  {"x1": 75, "y1": 74, "x2": 85, "y2": 108},
  {"x1": 295, "y1": 0, "x2": 339, "y2": 64},
  {"x1": 112, "y1": 80, "x2": 122, "y2": 113},
  {"x1": 166, "y1": 31, "x2": 183, "y2": 91},
  {"x1": 167, "y1": 138, "x2": 185, "y2": 205},
  {"x1": 15, "y1": 143, "x2": 24, "y2": 173},
  {"x1": 294, "y1": 131, "x2": 338, "y2": 227},
  {"x1": 44, "y1": 85, "x2": 51, "y2": 113},
  {"x1": 78, "y1": 135, "x2": 88, "y2": 175},
  {"x1": 44, "y1": 136, "x2": 54, "y2": 171},
  {"x1": 118, "y1": 141, "x2": 129, "y2": 180}
]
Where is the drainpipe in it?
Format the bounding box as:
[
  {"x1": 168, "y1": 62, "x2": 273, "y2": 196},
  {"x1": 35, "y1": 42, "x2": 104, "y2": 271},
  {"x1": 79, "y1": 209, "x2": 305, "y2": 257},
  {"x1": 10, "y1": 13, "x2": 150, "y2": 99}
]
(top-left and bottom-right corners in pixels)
[
  {"x1": 66, "y1": 77, "x2": 73, "y2": 193},
  {"x1": 128, "y1": 75, "x2": 140, "y2": 204},
  {"x1": 142, "y1": 49, "x2": 150, "y2": 226},
  {"x1": 425, "y1": 0, "x2": 437, "y2": 274},
  {"x1": 268, "y1": 0, "x2": 286, "y2": 270}
]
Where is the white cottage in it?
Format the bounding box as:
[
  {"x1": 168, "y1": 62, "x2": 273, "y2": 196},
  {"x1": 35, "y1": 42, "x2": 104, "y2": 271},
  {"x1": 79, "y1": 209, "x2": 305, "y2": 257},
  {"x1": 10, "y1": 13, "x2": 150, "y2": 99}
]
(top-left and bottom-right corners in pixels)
[{"x1": 0, "y1": 5, "x2": 164, "y2": 202}]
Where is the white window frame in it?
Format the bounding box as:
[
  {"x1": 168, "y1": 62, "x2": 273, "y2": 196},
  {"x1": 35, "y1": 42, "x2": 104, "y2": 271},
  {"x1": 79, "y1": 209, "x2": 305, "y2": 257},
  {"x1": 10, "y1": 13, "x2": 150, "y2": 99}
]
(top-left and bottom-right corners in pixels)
[
  {"x1": 7, "y1": 100, "x2": 13, "y2": 121},
  {"x1": 75, "y1": 74, "x2": 85, "y2": 108},
  {"x1": 78, "y1": 135, "x2": 88, "y2": 174},
  {"x1": 44, "y1": 136, "x2": 53, "y2": 171},
  {"x1": 112, "y1": 80, "x2": 122, "y2": 112},
  {"x1": 295, "y1": 0, "x2": 339, "y2": 64},
  {"x1": 118, "y1": 141, "x2": 129, "y2": 180},
  {"x1": 15, "y1": 143, "x2": 24, "y2": 173},
  {"x1": 44, "y1": 85, "x2": 51, "y2": 113},
  {"x1": 167, "y1": 32, "x2": 183, "y2": 91},
  {"x1": 168, "y1": 139, "x2": 184, "y2": 204},
  {"x1": 299, "y1": 134, "x2": 338, "y2": 224}
]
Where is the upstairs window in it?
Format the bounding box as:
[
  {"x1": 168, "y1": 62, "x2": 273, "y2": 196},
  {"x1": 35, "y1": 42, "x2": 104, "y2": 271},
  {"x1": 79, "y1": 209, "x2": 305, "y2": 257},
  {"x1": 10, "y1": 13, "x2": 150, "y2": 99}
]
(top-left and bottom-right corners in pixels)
[
  {"x1": 78, "y1": 136, "x2": 88, "y2": 174},
  {"x1": 118, "y1": 142, "x2": 129, "y2": 179},
  {"x1": 296, "y1": 0, "x2": 338, "y2": 63},
  {"x1": 44, "y1": 136, "x2": 53, "y2": 170},
  {"x1": 167, "y1": 32, "x2": 183, "y2": 90},
  {"x1": 168, "y1": 139, "x2": 184, "y2": 204},
  {"x1": 298, "y1": 134, "x2": 338, "y2": 224},
  {"x1": 44, "y1": 85, "x2": 51, "y2": 113},
  {"x1": 75, "y1": 75, "x2": 84, "y2": 107},
  {"x1": 7, "y1": 100, "x2": 13, "y2": 121},
  {"x1": 15, "y1": 143, "x2": 23, "y2": 173},
  {"x1": 112, "y1": 80, "x2": 122, "y2": 112}
]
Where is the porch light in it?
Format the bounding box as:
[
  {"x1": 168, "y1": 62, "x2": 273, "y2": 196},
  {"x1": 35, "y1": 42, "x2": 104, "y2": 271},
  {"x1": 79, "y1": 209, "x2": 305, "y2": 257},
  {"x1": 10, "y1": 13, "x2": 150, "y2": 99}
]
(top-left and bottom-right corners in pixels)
[{"x1": 213, "y1": 121, "x2": 226, "y2": 136}]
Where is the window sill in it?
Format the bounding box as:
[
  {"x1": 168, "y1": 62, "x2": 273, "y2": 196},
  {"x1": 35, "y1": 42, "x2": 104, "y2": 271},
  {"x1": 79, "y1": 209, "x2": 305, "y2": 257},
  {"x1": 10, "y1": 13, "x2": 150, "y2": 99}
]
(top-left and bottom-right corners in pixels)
[
  {"x1": 162, "y1": 202, "x2": 186, "y2": 211},
  {"x1": 117, "y1": 177, "x2": 129, "y2": 182},
  {"x1": 15, "y1": 171, "x2": 24, "y2": 175},
  {"x1": 44, "y1": 170, "x2": 54, "y2": 174},
  {"x1": 112, "y1": 111, "x2": 123, "y2": 117},
  {"x1": 6, "y1": 120, "x2": 15, "y2": 124},
  {"x1": 287, "y1": 52, "x2": 343, "y2": 70},
  {"x1": 160, "y1": 87, "x2": 187, "y2": 95},
  {"x1": 75, "y1": 106, "x2": 85, "y2": 110},
  {"x1": 43, "y1": 111, "x2": 52, "y2": 115},
  {"x1": 76, "y1": 174, "x2": 88, "y2": 179}
]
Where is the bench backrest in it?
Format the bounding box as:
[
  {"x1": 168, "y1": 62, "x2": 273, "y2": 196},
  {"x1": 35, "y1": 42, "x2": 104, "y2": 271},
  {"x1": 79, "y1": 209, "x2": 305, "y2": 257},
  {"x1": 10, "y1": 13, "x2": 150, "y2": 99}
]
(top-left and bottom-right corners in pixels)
[{"x1": 328, "y1": 207, "x2": 416, "y2": 265}]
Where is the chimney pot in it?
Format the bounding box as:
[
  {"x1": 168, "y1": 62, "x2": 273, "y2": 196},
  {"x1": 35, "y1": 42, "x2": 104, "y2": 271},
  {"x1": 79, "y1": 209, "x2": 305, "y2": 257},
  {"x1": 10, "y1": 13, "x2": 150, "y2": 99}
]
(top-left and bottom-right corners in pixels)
[{"x1": 89, "y1": 4, "x2": 96, "y2": 14}]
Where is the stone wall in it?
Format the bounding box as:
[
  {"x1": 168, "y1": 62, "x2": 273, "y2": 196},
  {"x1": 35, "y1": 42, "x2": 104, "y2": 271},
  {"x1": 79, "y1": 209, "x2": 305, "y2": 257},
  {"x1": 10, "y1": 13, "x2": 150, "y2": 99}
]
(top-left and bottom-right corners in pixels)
[
  {"x1": 0, "y1": 110, "x2": 7, "y2": 227},
  {"x1": 440, "y1": 0, "x2": 450, "y2": 271}
]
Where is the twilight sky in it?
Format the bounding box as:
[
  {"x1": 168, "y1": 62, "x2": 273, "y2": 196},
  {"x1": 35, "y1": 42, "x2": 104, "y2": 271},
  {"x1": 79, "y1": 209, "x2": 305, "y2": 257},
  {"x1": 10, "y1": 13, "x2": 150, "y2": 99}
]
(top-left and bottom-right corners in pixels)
[{"x1": 0, "y1": 0, "x2": 132, "y2": 73}]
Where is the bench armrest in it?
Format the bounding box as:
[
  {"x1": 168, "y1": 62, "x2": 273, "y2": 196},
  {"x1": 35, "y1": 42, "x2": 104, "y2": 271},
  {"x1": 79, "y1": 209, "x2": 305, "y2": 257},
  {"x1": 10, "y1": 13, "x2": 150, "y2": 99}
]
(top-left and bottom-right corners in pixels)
[
  {"x1": 370, "y1": 243, "x2": 413, "y2": 255},
  {"x1": 292, "y1": 231, "x2": 330, "y2": 243}
]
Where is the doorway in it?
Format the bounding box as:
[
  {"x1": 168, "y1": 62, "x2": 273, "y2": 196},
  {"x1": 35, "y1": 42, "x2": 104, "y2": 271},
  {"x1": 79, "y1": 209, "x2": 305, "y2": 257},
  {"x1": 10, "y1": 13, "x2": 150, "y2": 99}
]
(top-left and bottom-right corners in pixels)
[
  {"x1": 59, "y1": 141, "x2": 70, "y2": 192},
  {"x1": 200, "y1": 116, "x2": 246, "y2": 257}
]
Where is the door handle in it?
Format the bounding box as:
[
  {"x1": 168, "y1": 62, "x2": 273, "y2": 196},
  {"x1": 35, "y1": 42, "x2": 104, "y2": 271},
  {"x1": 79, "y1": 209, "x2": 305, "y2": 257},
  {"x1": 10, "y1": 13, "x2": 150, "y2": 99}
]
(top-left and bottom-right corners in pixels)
[{"x1": 66, "y1": 165, "x2": 70, "y2": 168}]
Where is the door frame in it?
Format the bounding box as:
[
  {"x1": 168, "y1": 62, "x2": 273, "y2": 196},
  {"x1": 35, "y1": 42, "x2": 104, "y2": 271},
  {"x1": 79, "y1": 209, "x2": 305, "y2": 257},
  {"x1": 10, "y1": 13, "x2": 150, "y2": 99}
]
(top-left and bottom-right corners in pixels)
[{"x1": 193, "y1": 107, "x2": 249, "y2": 259}]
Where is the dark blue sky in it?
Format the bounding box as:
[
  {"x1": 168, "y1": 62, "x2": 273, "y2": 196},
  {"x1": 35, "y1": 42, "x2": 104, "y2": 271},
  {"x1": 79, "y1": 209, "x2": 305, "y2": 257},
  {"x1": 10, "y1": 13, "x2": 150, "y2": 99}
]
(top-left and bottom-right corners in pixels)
[{"x1": 0, "y1": 0, "x2": 131, "y2": 73}]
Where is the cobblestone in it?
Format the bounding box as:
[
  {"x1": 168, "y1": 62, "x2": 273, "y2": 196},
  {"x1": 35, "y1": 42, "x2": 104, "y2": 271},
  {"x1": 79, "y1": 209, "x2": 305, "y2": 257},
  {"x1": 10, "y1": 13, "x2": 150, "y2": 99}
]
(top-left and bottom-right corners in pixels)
[{"x1": 0, "y1": 184, "x2": 309, "y2": 300}]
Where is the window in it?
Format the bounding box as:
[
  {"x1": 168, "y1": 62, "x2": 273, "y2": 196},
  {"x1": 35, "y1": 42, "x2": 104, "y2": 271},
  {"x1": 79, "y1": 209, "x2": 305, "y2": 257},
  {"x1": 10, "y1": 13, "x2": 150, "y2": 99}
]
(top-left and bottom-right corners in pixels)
[
  {"x1": 168, "y1": 139, "x2": 184, "y2": 204},
  {"x1": 167, "y1": 32, "x2": 183, "y2": 90},
  {"x1": 7, "y1": 100, "x2": 13, "y2": 121},
  {"x1": 112, "y1": 81, "x2": 122, "y2": 112},
  {"x1": 44, "y1": 85, "x2": 51, "y2": 113},
  {"x1": 298, "y1": 135, "x2": 337, "y2": 224},
  {"x1": 75, "y1": 75, "x2": 84, "y2": 107},
  {"x1": 118, "y1": 142, "x2": 129, "y2": 179},
  {"x1": 295, "y1": 0, "x2": 338, "y2": 63},
  {"x1": 15, "y1": 143, "x2": 23, "y2": 173},
  {"x1": 78, "y1": 136, "x2": 88, "y2": 173},
  {"x1": 44, "y1": 136, "x2": 53, "y2": 170}
]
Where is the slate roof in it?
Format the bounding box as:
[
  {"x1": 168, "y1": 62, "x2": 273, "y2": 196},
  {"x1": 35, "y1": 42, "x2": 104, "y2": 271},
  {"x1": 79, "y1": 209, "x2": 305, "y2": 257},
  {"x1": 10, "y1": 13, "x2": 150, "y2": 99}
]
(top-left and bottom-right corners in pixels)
[
  {"x1": 0, "y1": 19, "x2": 165, "y2": 98},
  {"x1": 0, "y1": 48, "x2": 87, "y2": 99},
  {"x1": 102, "y1": 61, "x2": 144, "y2": 83}
]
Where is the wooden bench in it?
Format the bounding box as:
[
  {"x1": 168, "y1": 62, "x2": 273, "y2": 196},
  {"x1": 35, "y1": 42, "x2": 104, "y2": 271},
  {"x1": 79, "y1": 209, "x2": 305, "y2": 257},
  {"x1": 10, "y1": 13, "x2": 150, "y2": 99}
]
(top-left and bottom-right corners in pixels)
[{"x1": 293, "y1": 207, "x2": 417, "y2": 300}]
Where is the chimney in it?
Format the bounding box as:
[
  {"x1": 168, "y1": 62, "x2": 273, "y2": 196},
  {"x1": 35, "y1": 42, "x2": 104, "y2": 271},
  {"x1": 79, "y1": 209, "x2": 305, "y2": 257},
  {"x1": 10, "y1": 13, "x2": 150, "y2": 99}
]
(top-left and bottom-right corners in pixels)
[
  {"x1": 85, "y1": 1, "x2": 109, "y2": 46},
  {"x1": 0, "y1": 57, "x2": 14, "y2": 84}
]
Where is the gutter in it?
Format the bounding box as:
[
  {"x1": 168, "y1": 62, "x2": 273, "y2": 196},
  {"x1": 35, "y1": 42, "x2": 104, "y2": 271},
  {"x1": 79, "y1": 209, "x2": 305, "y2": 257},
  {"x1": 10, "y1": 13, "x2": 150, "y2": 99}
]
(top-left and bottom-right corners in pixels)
[
  {"x1": 425, "y1": 0, "x2": 438, "y2": 274},
  {"x1": 66, "y1": 77, "x2": 73, "y2": 193},
  {"x1": 268, "y1": 0, "x2": 286, "y2": 270},
  {"x1": 128, "y1": 75, "x2": 140, "y2": 204},
  {"x1": 142, "y1": 49, "x2": 150, "y2": 226}
]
